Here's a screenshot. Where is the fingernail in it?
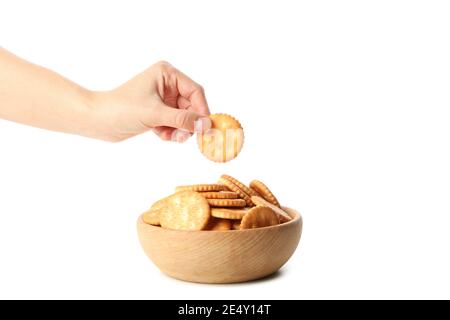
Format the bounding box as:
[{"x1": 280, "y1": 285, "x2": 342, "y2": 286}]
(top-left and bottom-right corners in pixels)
[
  {"x1": 172, "y1": 130, "x2": 191, "y2": 143},
  {"x1": 194, "y1": 117, "x2": 212, "y2": 133}
]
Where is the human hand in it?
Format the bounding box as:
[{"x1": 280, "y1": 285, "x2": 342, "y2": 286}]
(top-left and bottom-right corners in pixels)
[{"x1": 90, "y1": 61, "x2": 211, "y2": 142}]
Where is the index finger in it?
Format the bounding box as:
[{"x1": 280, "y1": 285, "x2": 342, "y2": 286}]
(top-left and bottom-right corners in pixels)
[{"x1": 174, "y1": 69, "x2": 210, "y2": 116}]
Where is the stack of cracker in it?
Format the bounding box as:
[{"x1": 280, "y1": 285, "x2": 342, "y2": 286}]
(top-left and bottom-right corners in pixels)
[{"x1": 142, "y1": 175, "x2": 292, "y2": 231}]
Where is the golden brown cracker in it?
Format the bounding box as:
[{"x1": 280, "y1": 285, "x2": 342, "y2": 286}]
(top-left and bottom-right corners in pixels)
[
  {"x1": 142, "y1": 209, "x2": 160, "y2": 226},
  {"x1": 207, "y1": 198, "x2": 246, "y2": 208},
  {"x1": 250, "y1": 180, "x2": 281, "y2": 207},
  {"x1": 199, "y1": 191, "x2": 239, "y2": 199},
  {"x1": 175, "y1": 184, "x2": 227, "y2": 193},
  {"x1": 142, "y1": 197, "x2": 168, "y2": 226},
  {"x1": 159, "y1": 191, "x2": 211, "y2": 231},
  {"x1": 232, "y1": 220, "x2": 241, "y2": 230},
  {"x1": 205, "y1": 217, "x2": 232, "y2": 231},
  {"x1": 218, "y1": 176, "x2": 253, "y2": 207},
  {"x1": 251, "y1": 196, "x2": 291, "y2": 223},
  {"x1": 221, "y1": 175, "x2": 259, "y2": 197},
  {"x1": 197, "y1": 114, "x2": 244, "y2": 163},
  {"x1": 240, "y1": 206, "x2": 280, "y2": 230},
  {"x1": 211, "y1": 208, "x2": 248, "y2": 220}
]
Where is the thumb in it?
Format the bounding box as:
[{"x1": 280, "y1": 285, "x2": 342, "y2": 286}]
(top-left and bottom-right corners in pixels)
[{"x1": 156, "y1": 104, "x2": 211, "y2": 132}]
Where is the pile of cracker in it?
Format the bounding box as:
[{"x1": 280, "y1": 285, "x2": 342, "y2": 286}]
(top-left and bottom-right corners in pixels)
[{"x1": 142, "y1": 175, "x2": 292, "y2": 231}]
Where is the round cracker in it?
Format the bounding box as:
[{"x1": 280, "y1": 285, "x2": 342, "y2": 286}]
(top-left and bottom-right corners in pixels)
[
  {"x1": 199, "y1": 191, "x2": 239, "y2": 199},
  {"x1": 251, "y1": 195, "x2": 292, "y2": 223},
  {"x1": 175, "y1": 184, "x2": 228, "y2": 192},
  {"x1": 232, "y1": 220, "x2": 241, "y2": 230},
  {"x1": 211, "y1": 208, "x2": 248, "y2": 220},
  {"x1": 250, "y1": 180, "x2": 281, "y2": 207},
  {"x1": 218, "y1": 176, "x2": 253, "y2": 207},
  {"x1": 222, "y1": 175, "x2": 259, "y2": 197},
  {"x1": 205, "y1": 217, "x2": 232, "y2": 231},
  {"x1": 159, "y1": 191, "x2": 211, "y2": 231},
  {"x1": 142, "y1": 210, "x2": 160, "y2": 226},
  {"x1": 142, "y1": 197, "x2": 168, "y2": 226},
  {"x1": 197, "y1": 114, "x2": 244, "y2": 163},
  {"x1": 207, "y1": 198, "x2": 246, "y2": 207},
  {"x1": 240, "y1": 206, "x2": 280, "y2": 230}
]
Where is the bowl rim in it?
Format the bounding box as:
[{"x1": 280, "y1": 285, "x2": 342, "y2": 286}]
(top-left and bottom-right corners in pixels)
[{"x1": 138, "y1": 206, "x2": 302, "y2": 233}]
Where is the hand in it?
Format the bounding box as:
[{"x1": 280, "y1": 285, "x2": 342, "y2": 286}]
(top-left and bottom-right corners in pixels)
[
  {"x1": 91, "y1": 61, "x2": 211, "y2": 142},
  {"x1": 0, "y1": 49, "x2": 210, "y2": 142}
]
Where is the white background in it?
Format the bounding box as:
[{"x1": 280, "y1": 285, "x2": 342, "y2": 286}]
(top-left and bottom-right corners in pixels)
[{"x1": 1, "y1": 0, "x2": 450, "y2": 299}]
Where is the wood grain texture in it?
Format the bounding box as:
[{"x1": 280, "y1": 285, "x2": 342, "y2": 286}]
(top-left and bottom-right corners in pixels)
[{"x1": 137, "y1": 207, "x2": 303, "y2": 284}]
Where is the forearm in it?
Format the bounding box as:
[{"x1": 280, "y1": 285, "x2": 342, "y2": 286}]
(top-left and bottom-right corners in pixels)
[{"x1": 0, "y1": 48, "x2": 103, "y2": 139}]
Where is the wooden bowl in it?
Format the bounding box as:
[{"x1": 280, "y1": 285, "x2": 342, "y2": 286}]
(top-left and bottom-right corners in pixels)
[{"x1": 137, "y1": 207, "x2": 302, "y2": 284}]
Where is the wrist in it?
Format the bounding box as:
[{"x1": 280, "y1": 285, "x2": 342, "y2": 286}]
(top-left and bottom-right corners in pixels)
[{"x1": 82, "y1": 90, "x2": 119, "y2": 142}]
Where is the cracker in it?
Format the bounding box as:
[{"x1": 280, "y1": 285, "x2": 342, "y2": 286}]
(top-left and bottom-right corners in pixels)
[
  {"x1": 142, "y1": 197, "x2": 167, "y2": 226},
  {"x1": 218, "y1": 176, "x2": 253, "y2": 207},
  {"x1": 250, "y1": 180, "x2": 281, "y2": 207},
  {"x1": 211, "y1": 208, "x2": 248, "y2": 220},
  {"x1": 207, "y1": 198, "x2": 246, "y2": 207},
  {"x1": 199, "y1": 191, "x2": 239, "y2": 199},
  {"x1": 251, "y1": 196, "x2": 292, "y2": 223},
  {"x1": 221, "y1": 175, "x2": 259, "y2": 197},
  {"x1": 205, "y1": 217, "x2": 232, "y2": 231},
  {"x1": 232, "y1": 220, "x2": 241, "y2": 230},
  {"x1": 142, "y1": 209, "x2": 160, "y2": 226},
  {"x1": 159, "y1": 191, "x2": 211, "y2": 231},
  {"x1": 197, "y1": 114, "x2": 244, "y2": 163},
  {"x1": 175, "y1": 184, "x2": 227, "y2": 192},
  {"x1": 240, "y1": 206, "x2": 280, "y2": 230}
]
